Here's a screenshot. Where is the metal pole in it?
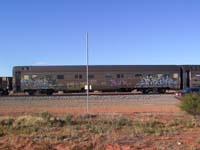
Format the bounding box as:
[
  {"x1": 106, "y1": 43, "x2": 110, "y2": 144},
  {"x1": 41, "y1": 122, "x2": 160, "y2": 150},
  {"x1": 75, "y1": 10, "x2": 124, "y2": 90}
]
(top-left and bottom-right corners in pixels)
[{"x1": 86, "y1": 32, "x2": 89, "y2": 113}]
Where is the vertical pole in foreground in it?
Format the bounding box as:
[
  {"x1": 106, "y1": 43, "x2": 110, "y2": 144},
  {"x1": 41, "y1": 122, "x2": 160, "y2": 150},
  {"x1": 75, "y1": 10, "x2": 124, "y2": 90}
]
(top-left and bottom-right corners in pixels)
[{"x1": 86, "y1": 32, "x2": 89, "y2": 113}]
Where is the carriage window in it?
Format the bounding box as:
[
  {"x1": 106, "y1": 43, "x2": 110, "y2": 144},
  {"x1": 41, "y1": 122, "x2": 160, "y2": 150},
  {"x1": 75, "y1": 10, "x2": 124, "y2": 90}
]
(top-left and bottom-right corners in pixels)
[
  {"x1": 24, "y1": 75, "x2": 29, "y2": 80},
  {"x1": 32, "y1": 75, "x2": 37, "y2": 79},
  {"x1": 57, "y1": 75, "x2": 64, "y2": 80},
  {"x1": 105, "y1": 74, "x2": 112, "y2": 79},
  {"x1": 117, "y1": 74, "x2": 124, "y2": 78},
  {"x1": 75, "y1": 74, "x2": 82, "y2": 79},
  {"x1": 173, "y1": 73, "x2": 178, "y2": 79},
  {"x1": 75, "y1": 74, "x2": 78, "y2": 79},
  {"x1": 135, "y1": 74, "x2": 142, "y2": 78},
  {"x1": 22, "y1": 67, "x2": 30, "y2": 71},
  {"x1": 195, "y1": 74, "x2": 200, "y2": 77},
  {"x1": 2, "y1": 77, "x2": 7, "y2": 81},
  {"x1": 88, "y1": 75, "x2": 95, "y2": 79}
]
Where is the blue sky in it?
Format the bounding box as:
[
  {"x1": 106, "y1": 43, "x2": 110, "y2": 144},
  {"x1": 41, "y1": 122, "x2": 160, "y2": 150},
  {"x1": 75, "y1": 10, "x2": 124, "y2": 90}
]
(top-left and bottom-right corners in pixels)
[{"x1": 0, "y1": 0, "x2": 200, "y2": 76}]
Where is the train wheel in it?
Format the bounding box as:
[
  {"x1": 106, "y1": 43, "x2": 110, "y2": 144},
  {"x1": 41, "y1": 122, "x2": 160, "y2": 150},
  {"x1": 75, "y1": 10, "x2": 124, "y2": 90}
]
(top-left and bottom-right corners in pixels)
[
  {"x1": 46, "y1": 89, "x2": 54, "y2": 96},
  {"x1": 28, "y1": 90, "x2": 35, "y2": 96},
  {"x1": 142, "y1": 89, "x2": 149, "y2": 94},
  {"x1": 158, "y1": 89, "x2": 166, "y2": 94}
]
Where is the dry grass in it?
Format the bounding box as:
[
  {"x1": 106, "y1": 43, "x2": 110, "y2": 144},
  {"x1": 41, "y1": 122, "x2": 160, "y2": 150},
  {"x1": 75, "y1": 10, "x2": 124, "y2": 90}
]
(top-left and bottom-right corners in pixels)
[
  {"x1": 0, "y1": 113, "x2": 200, "y2": 149},
  {"x1": 0, "y1": 95, "x2": 199, "y2": 149}
]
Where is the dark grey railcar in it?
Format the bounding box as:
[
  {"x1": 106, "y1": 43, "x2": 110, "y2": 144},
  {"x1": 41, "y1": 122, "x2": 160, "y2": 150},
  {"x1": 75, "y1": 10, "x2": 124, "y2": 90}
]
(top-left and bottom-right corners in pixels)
[
  {"x1": 0, "y1": 77, "x2": 12, "y2": 95},
  {"x1": 13, "y1": 65, "x2": 181, "y2": 95},
  {"x1": 181, "y1": 65, "x2": 200, "y2": 89}
]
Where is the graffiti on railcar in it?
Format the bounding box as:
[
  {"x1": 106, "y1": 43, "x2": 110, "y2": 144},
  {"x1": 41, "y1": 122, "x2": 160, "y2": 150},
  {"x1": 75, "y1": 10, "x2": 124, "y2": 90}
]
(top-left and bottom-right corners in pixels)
[
  {"x1": 21, "y1": 74, "x2": 86, "y2": 90},
  {"x1": 136, "y1": 74, "x2": 179, "y2": 88},
  {"x1": 110, "y1": 80, "x2": 127, "y2": 86},
  {"x1": 21, "y1": 75, "x2": 57, "y2": 89}
]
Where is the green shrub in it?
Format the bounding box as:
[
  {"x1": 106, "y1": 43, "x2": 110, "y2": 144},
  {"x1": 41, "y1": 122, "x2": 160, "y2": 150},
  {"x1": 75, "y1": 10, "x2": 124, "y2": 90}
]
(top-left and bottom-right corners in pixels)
[
  {"x1": 40, "y1": 112, "x2": 67, "y2": 127},
  {"x1": 114, "y1": 117, "x2": 132, "y2": 127},
  {"x1": 50, "y1": 117, "x2": 65, "y2": 127},
  {"x1": 168, "y1": 118, "x2": 183, "y2": 127},
  {"x1": 0, "y1": 128, "x2": 4, "y2": 137},
  {"x1": 0, "y1": 117, "x2": 14, "y2": 127},
  {"x1": 133, "y1": 120, "x2": 164, "y2": 134},
  {"x1": 180, "y1": 93, "x2": 200, "y2": 116},
  {"x1": 64, "y1": 113, "x2": 73, "y2": 125},
  {"x1": 86, "y1": 124, "x2": 104, "y2": 134},
  {"x1": 14, "y1": 116, "x2": 43, "y2": 128},
  {"x1": 40, "y1": 112, "x2": 53, "y2": 121}
]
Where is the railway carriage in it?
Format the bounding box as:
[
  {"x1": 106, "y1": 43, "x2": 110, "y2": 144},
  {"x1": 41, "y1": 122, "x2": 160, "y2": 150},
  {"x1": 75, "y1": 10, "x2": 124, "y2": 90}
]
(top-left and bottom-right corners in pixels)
[
  {"x1": 181, "y1": 65, "x2": 200, "y2": 88},
  {"x1": 0, "y1": 77, "x2": 12, "y2": 95},
  {"x1": 12, "y1": 65, "x2": 183, "y2": 95},
  {"x1": 10, "y1": 65, "x2": 200, "y2": 95}
]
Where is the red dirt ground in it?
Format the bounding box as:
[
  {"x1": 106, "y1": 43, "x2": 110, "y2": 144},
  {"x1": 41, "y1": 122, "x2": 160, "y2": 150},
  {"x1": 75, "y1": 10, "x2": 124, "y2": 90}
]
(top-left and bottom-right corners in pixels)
[{"x1": 1, "y1": 95, "x2": 199, "y2": 150}]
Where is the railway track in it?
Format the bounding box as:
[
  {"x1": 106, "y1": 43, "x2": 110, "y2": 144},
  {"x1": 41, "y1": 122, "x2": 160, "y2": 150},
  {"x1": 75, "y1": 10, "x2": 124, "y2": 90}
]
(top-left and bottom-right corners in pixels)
[{"x1": 1, "y1": 91, "x2": 176, "y2": 97}]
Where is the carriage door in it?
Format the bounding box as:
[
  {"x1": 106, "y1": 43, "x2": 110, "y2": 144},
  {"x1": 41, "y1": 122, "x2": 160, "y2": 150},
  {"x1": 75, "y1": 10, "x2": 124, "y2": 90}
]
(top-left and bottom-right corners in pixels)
[
  {"x1": 15, "y1": 71, "x2": 21, "y2": 92},
  {"x1": 186, "y1": 70, "x2": 191, "y2": 88}
]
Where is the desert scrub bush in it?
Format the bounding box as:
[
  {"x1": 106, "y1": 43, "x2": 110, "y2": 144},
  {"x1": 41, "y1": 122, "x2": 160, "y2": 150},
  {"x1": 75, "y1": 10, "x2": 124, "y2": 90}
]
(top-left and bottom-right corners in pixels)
[
  {"x1": 14, "y1": 115, "x2": 44, "y2": 128},
  {"x1": 40, "y1": 112, "x2": 54, "y2": 121},
  {"x1": 0, "y1": 117, "x2": 14, "y2": 127},
  {"x1": 179, "y1": 93, "x2": 200, "y2": 116},
  {"x1": 113, "y1": 117, "x2": 133, "y2": 128},
  {"x1": 86, "y1": 124, "x2": 105, "y2": 135},
  {"x1": 40, "y1": 112, "x2": 65, "y2": 127},
  {"x1": 185, "y1": 118, "x2": 199, "y2": 128},
  {"x1": 49, "y1": 117, "x2": 65, "y2": 127},
  {"x1": 64, "y1": 113, "x2": 73, "y2": 125},
  {"x1": 133, "y1": 120, "x2": 165, "y2": 134},
  {"x1": 13, "y1": 116, "x2": 44, "y2": 135},
  {"x1": 0, "y1": 127, "x2": 4, "y2": 137},
  {"x1": 168, "y1": 118, "x2": 183, "y2": 127}
]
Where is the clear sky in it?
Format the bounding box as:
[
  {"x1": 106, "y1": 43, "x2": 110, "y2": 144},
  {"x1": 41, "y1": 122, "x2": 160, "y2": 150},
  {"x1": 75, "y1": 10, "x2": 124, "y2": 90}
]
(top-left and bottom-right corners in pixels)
[{"x1": 0, "y1": 0, "x2": 200, "y2": 76}]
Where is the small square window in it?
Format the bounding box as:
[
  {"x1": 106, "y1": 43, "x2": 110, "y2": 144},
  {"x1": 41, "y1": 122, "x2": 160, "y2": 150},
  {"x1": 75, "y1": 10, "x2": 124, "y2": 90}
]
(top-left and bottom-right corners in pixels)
[
  {"x1": 173, "y1": 73, "x2": 178, "y2": 79},
  {"x1": 105, "y1": 74, "x2": 112, "y2": 79},
  {"x1": 57, "y1": 75, "x2": 64, "y2": 80},
  {"x1": 89, "y1": 75, "x2": 94, "y2": 79},
  {"x1": 24, "y1": 75, "x2": 29, "y2": 80},
  {"x1": 22, "y1": 67, "x2": 30, "y2": 71},
  {"x1": 79, "y1": 74, "x2": 82, "y2": 79},
  {"x1": 2, "y1": 77, "x2": 7, "y2": 81},
  {"x1": 75, "y1": 74, "x2": 78, "y2": 79},
  {"x1": 32, "y1": 75, "x2": 37, "y2": 79},
  {"x1": 135, "y1": 74, "x2": 142, "y2": 78}
]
